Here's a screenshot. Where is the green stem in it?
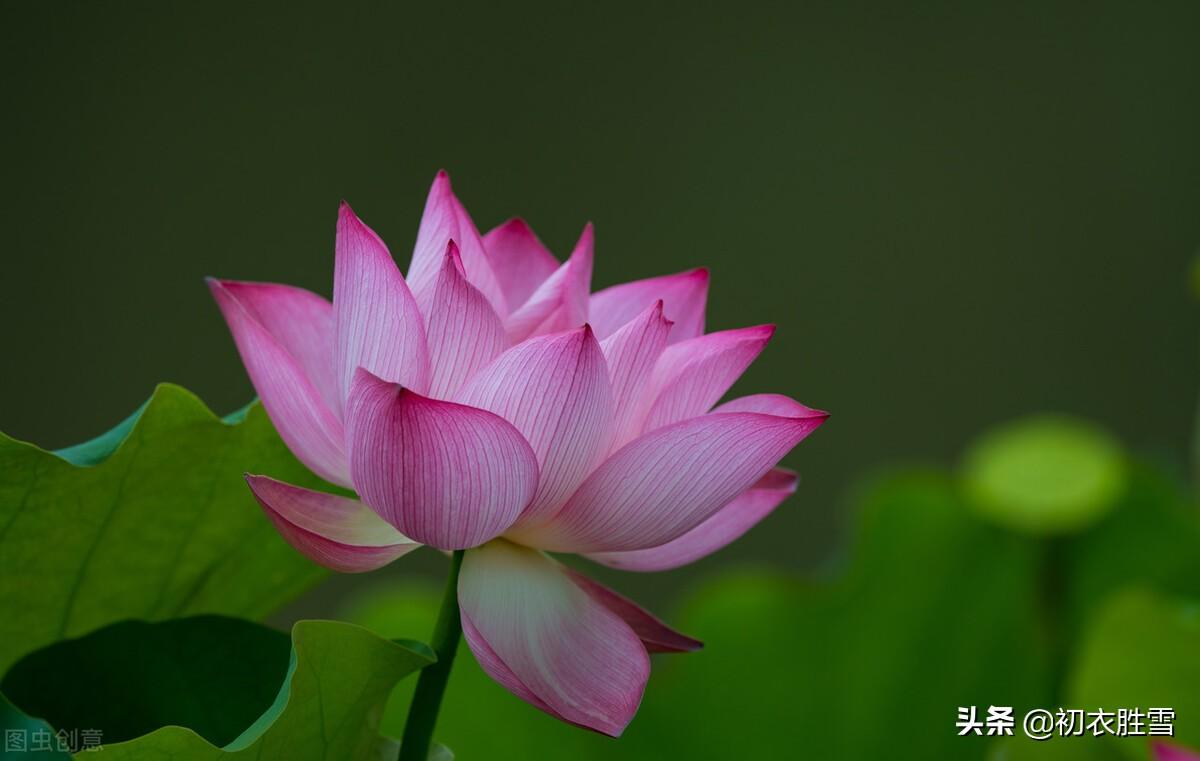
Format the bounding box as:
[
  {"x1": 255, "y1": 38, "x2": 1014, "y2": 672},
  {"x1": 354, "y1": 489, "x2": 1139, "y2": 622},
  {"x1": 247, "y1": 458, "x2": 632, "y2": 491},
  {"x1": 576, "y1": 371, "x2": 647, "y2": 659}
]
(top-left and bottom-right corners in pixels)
[
  {"x1": 398, "y1": 549, "x2": 465, "y2": 761},
  {"x1": 1040, "y1": 537, "x2": 1068, "y2": 702}
]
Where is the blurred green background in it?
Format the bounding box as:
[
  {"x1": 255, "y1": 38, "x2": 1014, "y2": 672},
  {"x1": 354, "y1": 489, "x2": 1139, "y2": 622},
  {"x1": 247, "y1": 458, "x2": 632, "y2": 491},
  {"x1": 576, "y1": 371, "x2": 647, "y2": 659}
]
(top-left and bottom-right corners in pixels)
[
  {"x1": 2, "y1": 1, "x2": 1197, "y2": 578},
  {"x1": 2, "y1": 3, "x2": 1199, "y2": 759}
]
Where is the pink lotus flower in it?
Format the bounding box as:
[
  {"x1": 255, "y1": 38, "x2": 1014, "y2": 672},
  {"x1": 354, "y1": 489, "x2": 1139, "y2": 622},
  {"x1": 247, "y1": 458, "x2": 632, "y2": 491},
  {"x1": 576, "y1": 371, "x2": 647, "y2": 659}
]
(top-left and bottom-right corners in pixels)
[{"x1": 209, "y1": 172, "x2": 826, "y2": 736}]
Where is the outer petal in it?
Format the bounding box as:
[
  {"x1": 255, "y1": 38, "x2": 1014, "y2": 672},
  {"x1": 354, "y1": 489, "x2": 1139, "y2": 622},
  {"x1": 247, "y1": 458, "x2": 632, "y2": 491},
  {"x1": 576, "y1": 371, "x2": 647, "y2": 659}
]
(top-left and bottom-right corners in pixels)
[
  {"x1": 599, "y1": 300, "x2": 672, "y2": 452},
  {"x1": 482, "y1": 217, "x2": 559, "y2": 312},
  {"x1": 526, "y1": 397, "x2": 827, "y2": 553},
  {"x1": 346, "y1": 370, "x2": 538, "y2": 550},
  {"x1": 458, "y1": 540, "x2": 649, "y2": 736},
  {"x1": 460, "y1": 614, "x2": 566, "y2": 722},
  {"x1": 586, "y1": 467, "x2": 798, "y2": 572},
  {"x1": 333, "y1": 202, "x2": 431, "y2": 405},
  {"x1": 502, "y1": 224, "x2": 594, "y2": 342},
  {"x1": 588, "y1": 267, "x2": 709, "y2": 343},
  {"x1": 208, "y1": 279, "x2": 350, "y2": 487},
  {"x1": 407, "y1": 171, "x2": 507, "y2": 314},
  {"x1": 420, "y1": 241, "x2": 510, "y2": 399},
  {"x1": 639, "y1": 325, "x2": 775, "y2": 434},
  {"x1": 711, "y1": 392, "x2": 827, "y2": 417},
  {"x1": 564, "y1": 568, "x2": 702, "y2": 653},
  {"x1": 455, "y1": 326, "x2": 613, "y2": 529},
  {"x1": 207, "y1": 280, "x2": 340, "y2": 413},
  {"x1": 245, "y1": 474, "x2": 418, "y2": 573}
]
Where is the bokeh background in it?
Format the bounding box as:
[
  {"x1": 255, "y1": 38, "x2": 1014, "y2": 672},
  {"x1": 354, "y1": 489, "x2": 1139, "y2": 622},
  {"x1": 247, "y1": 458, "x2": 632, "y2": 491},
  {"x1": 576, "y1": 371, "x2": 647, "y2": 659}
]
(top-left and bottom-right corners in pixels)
[
  {"x1": 2, "y1": 4, "x2": 1199, "y2": 758},
  {"x1": 3, "y1": 2, "x2": 1197, "y2": 571}
]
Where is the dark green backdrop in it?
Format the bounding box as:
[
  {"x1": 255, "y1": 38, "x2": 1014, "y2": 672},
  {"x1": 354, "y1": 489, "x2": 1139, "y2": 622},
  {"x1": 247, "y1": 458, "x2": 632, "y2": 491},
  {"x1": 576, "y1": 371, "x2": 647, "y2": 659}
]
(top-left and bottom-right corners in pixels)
[{"x1": 2, "y1": 2, "x2": 1196, "y2": 581}]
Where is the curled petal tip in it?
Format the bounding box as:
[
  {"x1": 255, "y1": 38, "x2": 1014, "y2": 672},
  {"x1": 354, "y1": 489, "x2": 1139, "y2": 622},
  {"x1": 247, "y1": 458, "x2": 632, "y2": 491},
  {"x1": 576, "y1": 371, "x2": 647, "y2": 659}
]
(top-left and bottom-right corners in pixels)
[
  {"x1": 766, "y1": 468, "x2": 801, "y2": 492},
  {"x1": 650, "y1": 299, "x2": 673, "y2": 326},
  {"x1": 443, "y1": 241, "x2": 467, "y2": 275},
  {"x1": 712, "y1": 393, "x2": 827, "y2": 423},
  {"x1": 354, "y1": 369, "x2": 415, "y2": 401},
  {"x1": 351, "y1": 366, "x2": 418, "y2": 402},
  {"x1": 787, "y1": 405, "x2": 830, "y2": 422},
  {"x1": 441, "y1": 238, "x2": 464, "y2": 261},
  {"x1": 571, "y1": 322, "x2": 603, "y2": 350},
  {"x1": 351, "y1": 365, "x2": 393, "y2": 389},
  {"x1": 806, "y1": 412, "x2": 831, "y2": 429}
]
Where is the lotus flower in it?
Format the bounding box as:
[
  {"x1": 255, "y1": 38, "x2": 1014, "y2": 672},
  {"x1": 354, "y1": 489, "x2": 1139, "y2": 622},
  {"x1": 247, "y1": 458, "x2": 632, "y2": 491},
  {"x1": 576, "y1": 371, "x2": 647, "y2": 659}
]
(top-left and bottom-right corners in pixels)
[{"x1": 208, "y1": 172, "x2": 826, "y2": 735}]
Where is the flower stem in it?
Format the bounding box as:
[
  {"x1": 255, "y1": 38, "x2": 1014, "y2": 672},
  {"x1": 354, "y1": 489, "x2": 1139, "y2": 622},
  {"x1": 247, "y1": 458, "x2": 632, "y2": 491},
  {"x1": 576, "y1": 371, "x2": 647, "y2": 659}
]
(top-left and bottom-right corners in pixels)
[
  {"x1": 1039, "y1": 537, "x2": 1068, "y2": 702},
  {"x1": 398, "y1": 549, "x2": 465, "y2": 761}
]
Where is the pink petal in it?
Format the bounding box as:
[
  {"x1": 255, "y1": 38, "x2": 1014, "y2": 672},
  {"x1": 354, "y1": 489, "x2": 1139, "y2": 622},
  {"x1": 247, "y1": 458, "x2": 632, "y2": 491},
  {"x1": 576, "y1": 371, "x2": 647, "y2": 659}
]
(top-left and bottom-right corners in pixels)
[
  {"x1": 502, "y1": 224, "x2": 594, "y2": 342},
  {"x1": 528, "y1": 399, "x2": 827, "y2": 552},
  {"x1": 598, "y1": 300, "x2": 672, "y2": 452},
  {"x1": 245, "y1": 474, "x2": 418, "y2": 573},
  {"x1": 1155, "y1": 742, "x2": 1200, "y2": 761},
  {"x1": 711, "y1": 392, "x2": 827, "y2": 417},
  {"x1": 406, "y1": 171, "x2": 506, "y2": 314},
  {"x1": 345, "y1": 369, "x2": 538, "y2": 550},
  {"x1": 458, "y1": 541, "x2": 649, "y2": 736},
  {"x1": 640, "y1": 325, "x2": 775, "y2": 434},
  {"x1": 482, "y1": 217, "x2": 560, "y2": 312},
  {"x1": 564, "y1": 568, "x2": 702, "y2": 653},
  {"x1": 455, "y1": 326, "x2": 613, "y2": 531},
  {"x1": 205, "y1": 280, "x2": 340, "y2": 414},
  {"x1": 420, "y1": 241, "x2": 510, "y2": 399},
  {"x1": 589, "y1": 267, "x2": 709, "y2": 343},
  {"x1": 459, "y1": 613, "x2": 567, "y2": 722},
  {"x1": 333, "y1": 202, "x2": 431, "y2": 405},
  {"x1": 586, "y1": 468, "x2": 798, "y2": 572},
  {"x1": 208, "y1": 279, "x2": 350, "y2": 487}
]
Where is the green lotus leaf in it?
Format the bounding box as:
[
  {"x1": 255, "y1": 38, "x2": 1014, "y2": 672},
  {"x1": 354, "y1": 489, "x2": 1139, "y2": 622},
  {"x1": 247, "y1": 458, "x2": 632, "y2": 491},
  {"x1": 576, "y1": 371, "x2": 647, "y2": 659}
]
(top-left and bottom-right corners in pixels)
[
  {"x1": 3, "y1": 617, "x2": 432, "y2": 759},
  {"x1": 963, "y1": 416, "x2": 1127, "y2": 535},
  {"x1": 0, "y1": 691, "x2": 73, "y2": 758},
  {"x1": 1063, "y1": 464, "x2": 1200, "y2": 641},
  {"x1": 1069, "y1": 589, "x2": 1200, "y2": 759},
  {"x1": 0, "y1": 384, "x2": 336, "y2": 673},
  {"x1": 2, "y1": 616, "x2": 291, "y2": 747}
]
